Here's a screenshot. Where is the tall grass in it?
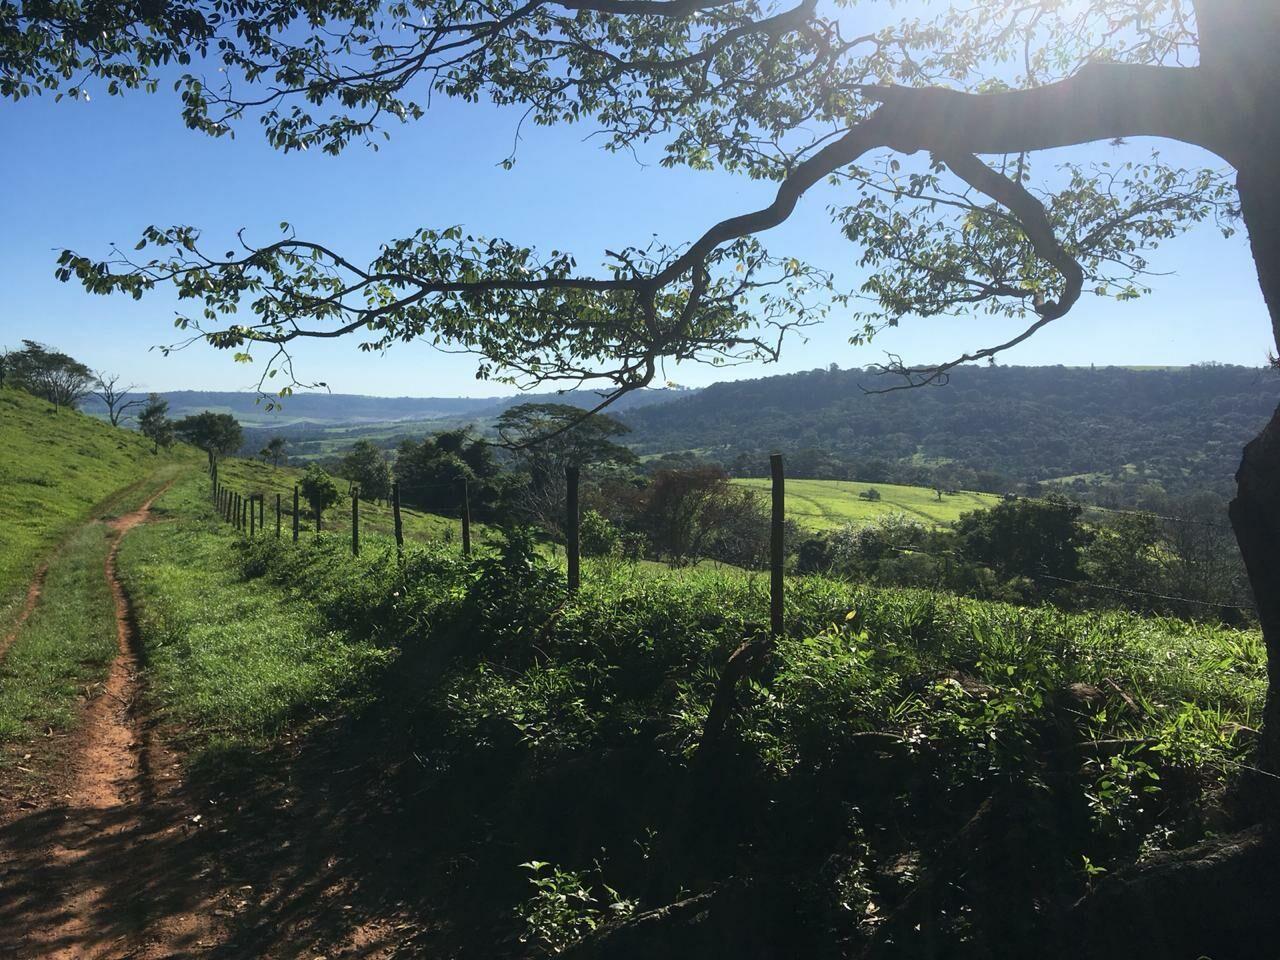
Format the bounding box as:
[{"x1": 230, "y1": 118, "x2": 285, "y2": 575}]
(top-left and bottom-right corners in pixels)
[{"x1": 118, "y1": 477, "x2": 390, "y2": 750}]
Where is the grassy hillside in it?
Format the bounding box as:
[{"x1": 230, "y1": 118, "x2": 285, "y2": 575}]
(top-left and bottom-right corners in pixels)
[
  {"x1": 734, "y1": 477, "x2": 1001, "y2": 530},
  {"x1": 0, "y1": 387, "x2": 198, "y2": 626}
]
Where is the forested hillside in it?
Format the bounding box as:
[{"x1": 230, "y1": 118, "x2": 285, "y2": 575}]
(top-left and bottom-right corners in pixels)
[{"x1": 622, "y1": 364, "x2": 1278, "y2": 504}]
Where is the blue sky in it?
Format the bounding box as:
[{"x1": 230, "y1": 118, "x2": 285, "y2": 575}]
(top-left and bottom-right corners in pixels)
[{"x1": 0, "y1": 72, "x2": 1272, "y2": 397}]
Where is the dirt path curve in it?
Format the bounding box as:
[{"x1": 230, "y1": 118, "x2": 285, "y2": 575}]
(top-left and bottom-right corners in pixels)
[{"x1": 0, "y1": 490, "x2": 228, "y2": 960}]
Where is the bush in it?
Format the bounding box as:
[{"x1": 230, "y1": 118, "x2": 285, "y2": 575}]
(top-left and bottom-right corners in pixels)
[
  {"x1": 580, "y1": 509, "x2": 621, "y2": 557},
  {"x1": 299, "y1": 464, "x2": 340, "y2": 524}
]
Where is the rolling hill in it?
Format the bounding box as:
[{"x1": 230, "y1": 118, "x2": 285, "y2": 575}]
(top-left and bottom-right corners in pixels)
[
  {"x1": 0, "y1": 387, "x2": 198, "y2": 626},
  {"x1": 82, "y1": 385, "x2": 692, "y2": 428},
  {"x1": 621, "y1": 364, "x2": 1280, "y2": 505}
]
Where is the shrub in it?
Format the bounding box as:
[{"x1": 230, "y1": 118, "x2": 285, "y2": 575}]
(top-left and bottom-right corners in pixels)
[{"x1": 580, "y1": 509, "x2": 621, "y2": 557}]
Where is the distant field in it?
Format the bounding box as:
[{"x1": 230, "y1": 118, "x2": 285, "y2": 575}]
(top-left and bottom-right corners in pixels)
[{"x1": 732, "y1": 477, "x2": 1000, "y2": 531}]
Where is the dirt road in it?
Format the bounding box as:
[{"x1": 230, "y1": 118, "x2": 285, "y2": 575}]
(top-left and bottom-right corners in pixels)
[{"x1": 0, "y1": 494, "x2": 227, "y2": 959}]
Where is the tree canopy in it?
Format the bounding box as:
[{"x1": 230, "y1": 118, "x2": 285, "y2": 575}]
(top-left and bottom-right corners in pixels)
[
  {"x1": 43, "y1": 1, "x2": 1269, "y2": 400},
  {"x1": 174, "y1": 411, "x2": 243, "y2": 463},
  {"x1": 2, "y1": 341, "x2": 94, "y2": 411},
  {"x1": 498, "y1": 402, "x2": 634, "y2": 533},
  {"x1": 339, "y1": 439, "x2": 392, "y2": 501},
  {"x1": 299, "y1": 464, "x2": 340, "y2": 522}
]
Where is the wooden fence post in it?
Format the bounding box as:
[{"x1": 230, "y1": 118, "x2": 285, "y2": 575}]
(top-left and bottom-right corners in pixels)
[
  {"x1": 351, "y1": 489, "x2": 360, "y2": 557},
  {"x1": 461, "y1": 480, "x2": 472, "y2": 557},
  {"x1": 391, "y1": 481, "x2": 404, "y2": 551},
  {"x1": 292, "y1": 486, "x2": 300, "y2": 543},
  {"x1": 276, "y1": 493, "x2": 282, "y2": 538},
  {"x1": 258, "y1": 495, "x2": 264, "y2": 531},
  {"x1": 249, "y1": 495, "x2": 256, "y2": 537},
  {"x1": 770, "y1": 453, "x2": 785, "y2": 637},
  {"x1": 566, "y1": 465, "x2": 580, "y2": 592},
  {"x1": 236, "y1": 493, "x2": 243, "y2": 531}
]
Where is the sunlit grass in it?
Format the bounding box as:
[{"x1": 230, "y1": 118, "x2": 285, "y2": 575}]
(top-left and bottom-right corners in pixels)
[
  {"x1": 0, "y1": 387, "x2": 199, "y2": 630},
  {"x1": 731, "y1": 477, "x2": 1001, "y2": 530}
]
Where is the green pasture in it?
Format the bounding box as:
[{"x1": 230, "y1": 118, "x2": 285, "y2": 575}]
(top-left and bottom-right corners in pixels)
[{"x1": 732, "y1": 477, "x2": 1001, "y2": 531}]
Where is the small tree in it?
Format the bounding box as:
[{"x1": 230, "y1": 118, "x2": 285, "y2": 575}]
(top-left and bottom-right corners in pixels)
[
  {"x1": 300, "y1": 465, "x2": 339, "y2": 529},
  {"x1": 631, "y1": 467, "x2": 775, "y2": 569},
  {"x1": 339, "y1": 439, "x2": 392, "y2": 503},
  {"x1": 136, "y1": 393, "x2": 173, "y2": 453},
  {"x1": 260, "y1": 436, "x2": 288, "y2": 470},
  {"x1": 5, "y1": 341, "x2": 94, "y2": 411},
  {"x1": 92, "y1": 371, "x2": 143, "y2": 426},
  {"x1": 955, "y1": 495, "x2": 1089, "y2": 590},
  {"x1": 579, "y1": 510, "x2": 621, "y2": 558},
  {"x1": 174, "y1": 411, "x2": 243, "y2": 467},
  {"x1": 498, "y1": 403, "x2": 634, "y2": 536}
]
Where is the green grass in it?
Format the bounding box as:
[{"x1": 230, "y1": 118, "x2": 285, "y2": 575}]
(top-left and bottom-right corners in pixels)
[
  {"x1": 118, "y1": 472, "x2": 390, "y2": 749},
  {"x1": 0, "y1": 387, "x2": 199, "y2": 628},
  {"x1": 0, "y1": 522, "x2": 119, "y2": 750},
  {"x1": 732, "y1": 477, "x2": 1001, "y2": 531}
]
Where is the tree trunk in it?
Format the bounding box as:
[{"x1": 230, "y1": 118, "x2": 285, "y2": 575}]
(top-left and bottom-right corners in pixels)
[{"x1": 1232, "y1": 159, "x2": 1280, "y2": 778}]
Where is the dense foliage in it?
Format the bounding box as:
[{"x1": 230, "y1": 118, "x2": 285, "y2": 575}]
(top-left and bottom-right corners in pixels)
[
  {"x1": 121, "y1": 487, "x2": 1262, "y2": 957},
  {"x1": 299, "y1": 464, "x2": 340, "y2": 525},
  {"x1": 796, "y1": 497, "x2": 1252, "y2": 625},
  {"x1": 0, "y1": 341, "x2": 94, "y2": 411},
  {"x1": 338, "y1": 439, "x2": 391, "y2": 502},
  {"x1": 174, "y1": 411, "x2": 243, "y2": 465},
  {"x1": 393, "y1": 428, "x2": 505, "y2": 518}
]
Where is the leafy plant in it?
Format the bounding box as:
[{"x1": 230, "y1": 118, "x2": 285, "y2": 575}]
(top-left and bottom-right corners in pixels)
[{"x1": 516, "y1": 861, "x2": 635, "y2": 954}]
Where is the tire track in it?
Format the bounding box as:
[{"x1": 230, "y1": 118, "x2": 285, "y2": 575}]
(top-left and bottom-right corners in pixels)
[{"x1": 0, "y1": 563, "x2": 48, "y2": 664}]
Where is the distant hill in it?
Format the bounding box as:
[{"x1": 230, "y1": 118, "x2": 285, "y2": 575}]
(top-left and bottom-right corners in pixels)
[
  {"x1": 618, "y1": 364, "x2": 1280, "y2": 505},
  {"x1": 82, "y1": 386, "x2": 692, "y2": 428},
  {"x1": 81, "y1": 366, "x2": 1280, "y2": 505}
]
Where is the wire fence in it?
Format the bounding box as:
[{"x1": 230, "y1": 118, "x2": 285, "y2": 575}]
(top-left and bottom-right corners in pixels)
[{"x1": 207, "y1": 455, "x2": 1258, "y2": 634}]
